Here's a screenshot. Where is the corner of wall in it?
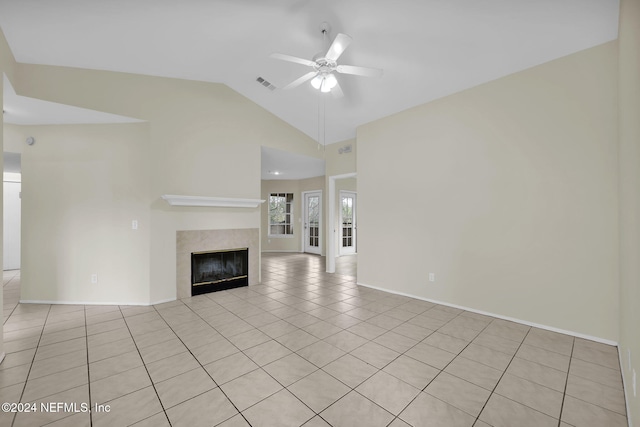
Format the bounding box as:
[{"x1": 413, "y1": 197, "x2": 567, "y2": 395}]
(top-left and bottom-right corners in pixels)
[
  {"x1": 0, "y1": 25, "x2": 17, "y2": 363},
  {"x1": 0, "y1": 74, "x2": 4, "y2": 360},
  {"x1": 618, "y1": 0, "x2": 640, "y2": 424}
]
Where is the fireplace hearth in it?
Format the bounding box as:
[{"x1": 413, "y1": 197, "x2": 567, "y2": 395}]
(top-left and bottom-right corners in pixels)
[{"x1": 191, "y1": 248, "x2": 248, "y2": 296}]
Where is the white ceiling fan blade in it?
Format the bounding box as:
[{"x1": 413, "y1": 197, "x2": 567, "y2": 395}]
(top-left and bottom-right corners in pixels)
[
  {"x1": 325, "y1": 33, "x2": 352, "y2": 61},
  {"x1": 283, "y1": 71, "x2": 318, "y2": 90},
  {"x1": 331, "y1": 80, "x2": 344, "y2": 98},
  {"x1": 270, "y1": 53, "x2": 316, "y2": 68},
  {"x1": 336, "y1": 64, "x2": 383, "y2": 78}
]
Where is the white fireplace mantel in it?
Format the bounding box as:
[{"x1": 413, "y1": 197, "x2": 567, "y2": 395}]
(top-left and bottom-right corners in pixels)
[{"x1": 161, "y1": 195, "x2": 265, "y2": 208}]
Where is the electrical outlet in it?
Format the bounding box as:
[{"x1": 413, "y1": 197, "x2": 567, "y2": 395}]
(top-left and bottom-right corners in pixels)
[
  {"x1": 429, "y1": 273, "x2": 435, "y2": 282},
  {"x1": 132, "y1": 220, "x2": 138, "y2": 230},
  {"x1": 91, "y1": 274, "x2": 98, "y2": 284}
]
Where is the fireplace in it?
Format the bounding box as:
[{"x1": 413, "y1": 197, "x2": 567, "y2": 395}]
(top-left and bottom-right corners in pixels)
[
  {"x1": 191, "y1": 248, "x2": 249, "y2": 296},
  {"x1": 176, "y1": 228, "x2": 258, "y2": 299}
]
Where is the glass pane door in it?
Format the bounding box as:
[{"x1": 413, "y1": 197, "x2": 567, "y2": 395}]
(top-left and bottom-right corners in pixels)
[
  {"x1": 304, "y1": 192, "x2": 321, "y2": 254},
  {"x1": 340, "y1": 191, "x2": 356, "y2": 255}
]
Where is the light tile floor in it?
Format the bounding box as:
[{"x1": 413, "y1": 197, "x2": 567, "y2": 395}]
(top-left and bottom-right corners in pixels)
[{"x1": 0, "y1": 253, "x2": 628, "y2": 427}]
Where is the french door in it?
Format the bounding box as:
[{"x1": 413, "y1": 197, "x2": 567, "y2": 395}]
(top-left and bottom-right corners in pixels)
[
  {"x1": 339, "y1": 191, "x2": 356, "y2": 255},
  {"x1": 303, "y1": 191, "x2": 321, "y2": 254}
]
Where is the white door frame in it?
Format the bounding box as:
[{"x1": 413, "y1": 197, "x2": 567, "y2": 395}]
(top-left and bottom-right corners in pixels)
[
  {"x1": 339, "y1": 191, "x2": 357, "y2": 255},
  {"x1": 301, "y1": 190, "x2": 322, "y2": 254},
  {"x1": 327, "y1": 172, "x2": 356, "y2": 273}
]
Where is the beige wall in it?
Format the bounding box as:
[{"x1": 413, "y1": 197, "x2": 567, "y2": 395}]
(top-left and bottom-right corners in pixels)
[
  {"x1": 4, "y1": 123, "x2": 152, "y2": 304},
  {"x1": 618, "y1": 0, "x2": 640, "y2": 423},
  {"x1": 325, "y1": 139, "x2": 356, "y2": 177},
  {"x1": 358, "y1": 41, "x2": 620, "y2": 341},
  {"x1": 261, "y1": 176, "x2": 325, "y2": 254},
  {"x1": 0, "y1": 28, "x2": 17, "y2": 359},
  {"x1": 0, "y1": 28, "x2": 15, "y2": 84},
  {"x1": 8, "y1": 61, "x2": 319, "y2": 304}
]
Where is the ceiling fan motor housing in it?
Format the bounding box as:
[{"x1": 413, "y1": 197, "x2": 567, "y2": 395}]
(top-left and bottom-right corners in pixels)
[{"x1": 314, "y1": 58, "x2": 337, "y2": 74}]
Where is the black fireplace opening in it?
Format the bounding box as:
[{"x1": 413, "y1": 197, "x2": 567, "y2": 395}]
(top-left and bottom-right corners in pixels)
[{"x1": 191, "y1": 248, "x2": 248, "y2": 296}]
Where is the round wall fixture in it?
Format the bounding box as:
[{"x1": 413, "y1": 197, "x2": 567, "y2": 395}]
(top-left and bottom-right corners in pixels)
[{"x1": 26, "y1": 136, "x2": 35, "y2": 146}]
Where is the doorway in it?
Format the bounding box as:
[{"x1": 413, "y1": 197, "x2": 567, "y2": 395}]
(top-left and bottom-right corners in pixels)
[
  {"x1": 327, "y1": 172, "x2": 356, "y2": 273},
  {"x1": 303, "y1": 191, "x2": 322, "y2": 255},
  {"x1": 339, "y1": 191, "x2": 357, "y2": 255},
  {"x1": 3, "y1": 153, "x2": 21, "y2": 271}
]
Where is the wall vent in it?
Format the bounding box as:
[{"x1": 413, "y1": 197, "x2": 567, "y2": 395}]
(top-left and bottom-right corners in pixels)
[
  {"x1": 256, "y1": 77, "x2": 276, "y2": 91},
  {"x1": 338, "y1": 144, "x2": 353, "y2": 154}
]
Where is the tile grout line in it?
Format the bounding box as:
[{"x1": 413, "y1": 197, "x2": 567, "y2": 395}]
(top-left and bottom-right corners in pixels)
[
  {"x1": 557, "y1": 338, "x2": 576, "y2": 427},
  {"x1": 151, "y1": 301, "x2": 255, "y2": 426},
  {"x1": 255, "y1": 276, "x2": 365, "y2": 426},
  {"x1": 118, "y1": 305, "x2": 174, "y2": 427},
  {"x1": 2, "y1": 274, "x2": 21, "y2": 325},
  {"x1": 472, "y1": 326, "x2": 534, "y2": 425},
  {"x1": 84, "y1": 306, "x2": 93, "y2": 427},
  {"x1": 311, "y1": 309, "x2": 420, "y2": 426},
  {"x1": 12, "y1": 303, "x2": 52, "y2": 427},
  {"x1": 558, "y1": 340, "x2": 628, "y2": 419},
  {"x1": 238, "y1": 273, "x2": 523, "y2": 426},
  {"x1": 298, "y1": 280, "x2": 441, "y2": 423},
  {"x1": 303, "y1": 307, "x2": 475, "y2": 426},
  {"x1": 178, "y1": 276, "x2": 363, "y2": 425},
  {"x1": 185, "y1": 282, "x2": 354, "y2": 425},
  {"x1": 384, "y1": 310, "x2": 496, "y2": 426},
  {"x1": 340, "y1": 308, "x2": 446, "y2": 427}
]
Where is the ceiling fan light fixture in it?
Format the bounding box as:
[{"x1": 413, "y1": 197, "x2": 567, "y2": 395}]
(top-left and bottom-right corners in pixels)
[
  {"x1": 311, "y1": 74, "x2": 323, "y2": 89},
  {"x1": 320, "y1": 80, "x2": 331, "y2": 93},
  {"x1": 324, "y1": 73, "x2": 337, "y2": 89},
  {"x1": 313, "y1": 73, "x2": 337, "y2": 93}
]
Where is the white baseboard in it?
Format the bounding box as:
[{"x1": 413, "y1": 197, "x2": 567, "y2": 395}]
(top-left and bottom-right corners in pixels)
[
  {"x1": 149, "y1": 298, "x2": 177, "y2": 306},
  {"x1": 20, "y1": 299, "x2": 159, "y2": 307},
  {"x1": 357, "y1": 281, "x2": 618, "y2": 346},
  {"x1": 261, "y1": 250, "x2": 301, "y2": 253}
]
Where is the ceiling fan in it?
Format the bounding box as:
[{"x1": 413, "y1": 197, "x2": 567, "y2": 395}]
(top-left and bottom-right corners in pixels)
[{"x1": 270, "y1": 26, "x2": 383, "y2": 96}]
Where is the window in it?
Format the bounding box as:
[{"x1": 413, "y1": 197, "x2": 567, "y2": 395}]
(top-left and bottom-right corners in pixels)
[{"x1": 269, "y1": 193, "x2": 294, "y2": 236}]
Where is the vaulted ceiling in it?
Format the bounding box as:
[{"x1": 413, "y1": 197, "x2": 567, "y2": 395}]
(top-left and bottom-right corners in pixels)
[{"x1": 0, "y1": 0, "x2": 620, "y2": 145}]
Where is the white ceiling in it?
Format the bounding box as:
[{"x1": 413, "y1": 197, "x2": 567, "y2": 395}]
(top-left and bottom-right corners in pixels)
[
  {"x1": 0, "y1": 0, "x2": 619, "y2": 146},
  {"x1": 0, "y1": 0, "x2": 620, "y2": 180}
]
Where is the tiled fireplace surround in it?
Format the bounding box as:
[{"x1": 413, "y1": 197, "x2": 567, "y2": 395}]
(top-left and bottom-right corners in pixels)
[{"x1": 176, "y1": 228, "x2": 260, "y2": 299}]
